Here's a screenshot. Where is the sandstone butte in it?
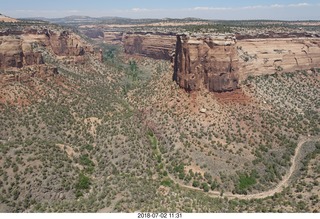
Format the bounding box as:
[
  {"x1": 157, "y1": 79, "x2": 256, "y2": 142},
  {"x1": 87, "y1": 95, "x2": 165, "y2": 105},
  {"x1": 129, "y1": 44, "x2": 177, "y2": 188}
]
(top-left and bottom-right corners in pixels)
[
  {"x1": 101, "y1": 30, "x2": 320, "y2": 92},
  {"x1": 0, "y1": 28, "x2": 103, "y2": 83}
]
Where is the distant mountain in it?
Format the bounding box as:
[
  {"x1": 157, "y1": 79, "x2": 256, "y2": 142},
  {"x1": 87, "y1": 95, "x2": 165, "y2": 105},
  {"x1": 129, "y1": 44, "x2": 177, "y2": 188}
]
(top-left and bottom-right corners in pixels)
[
  {"x1": 18, "y1": 16, "x2": 132, "y2": 25},
  {"x1": 18, "y1": 15, "x2": 209, "y2": 25}
]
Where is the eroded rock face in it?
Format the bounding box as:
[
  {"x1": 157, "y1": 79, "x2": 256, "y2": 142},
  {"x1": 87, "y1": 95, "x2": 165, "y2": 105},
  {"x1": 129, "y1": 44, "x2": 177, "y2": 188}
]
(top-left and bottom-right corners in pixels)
[
  {"x1": 173, "y1": 35, "x2": 239, "y2": 92},
  {"x1": 0, "y1": 27, "x2": 104, "y2": 90},
  {"x1": 0, "y1": 36, "x2": 44, "y2": 69},
  {"x1": 173, "y1": 34, "x2": 320, "y2": 92},
  {"x1": 123, "y1": 33, "x2": 176, "y2": 60},
  {"x1": 0, "y1": 28, "x2": 101, "y2": 70},
  {"x1": 0, "y1": 26, "x2": 105, "y2": 107}
]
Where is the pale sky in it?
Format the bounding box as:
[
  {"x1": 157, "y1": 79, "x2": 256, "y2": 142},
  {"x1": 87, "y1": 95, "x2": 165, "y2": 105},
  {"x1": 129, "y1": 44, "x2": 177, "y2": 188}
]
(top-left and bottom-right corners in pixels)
[{"x1": 1, "y1": 0, "x2": 320, "y2": 20}]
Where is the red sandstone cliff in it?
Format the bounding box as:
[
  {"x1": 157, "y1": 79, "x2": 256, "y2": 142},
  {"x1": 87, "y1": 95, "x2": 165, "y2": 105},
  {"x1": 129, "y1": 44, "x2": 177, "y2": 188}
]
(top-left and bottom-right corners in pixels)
[
  {"x1": 0, "y1": 35, "x2": 44, "y2": 69},
  {"x1": 173, "y1": 35, "x2": 239, "y2": 92},
  {"x1": 173, "y1": 34, "x2": 320, "y2": 92},
  {"x1": 46, "y1": 30, "x2": 94, "y2": 56}
]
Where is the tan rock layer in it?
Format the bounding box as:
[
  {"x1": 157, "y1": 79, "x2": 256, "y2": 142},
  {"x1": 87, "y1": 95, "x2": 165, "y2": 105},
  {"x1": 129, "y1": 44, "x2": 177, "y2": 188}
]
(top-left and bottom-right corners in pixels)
[{"x1": 237, "y1": 38, "x2": 320, "y2": 80}]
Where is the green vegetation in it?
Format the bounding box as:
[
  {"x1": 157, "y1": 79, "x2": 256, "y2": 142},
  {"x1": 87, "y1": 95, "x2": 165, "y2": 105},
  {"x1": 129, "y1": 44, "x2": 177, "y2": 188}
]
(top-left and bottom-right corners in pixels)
[
  {"x1": 148, "y1": 131, "x2": 158, "y2": 149},
  {"x1": 75, "y1": 173, "x2": 91, "y2": 198},
  {"x1": 76, "y1": 173, "x2": 91, "y2": 190},
  {"x1": 79, "y1": 155, "x2": 94, "y2": 167},
  {"x1": 192, "y1": 180, "x2": 200, "y2": 188},
  {"x1": 200, "y1": 182, "x2": 210, "y2": 192},
  {"x1": 237, "y1": 173, "x2": 257, "y2": 193},
  {"x1": 160, "y1": 179, "x2": 173, "y2": 187}
]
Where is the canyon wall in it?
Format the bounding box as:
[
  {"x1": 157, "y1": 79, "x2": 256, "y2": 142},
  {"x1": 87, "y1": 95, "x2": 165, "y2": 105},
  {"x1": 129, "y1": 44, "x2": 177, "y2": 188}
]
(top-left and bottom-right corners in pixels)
[
  {"x1": 174, "y1": 34, "x2": 320, "y2": 92},
  {"x1": 84, "y1": 30, "x2": 176, "y2": 60},
  {"x1": 123, "y1": 33, "x2": 176, "y2": 60}
]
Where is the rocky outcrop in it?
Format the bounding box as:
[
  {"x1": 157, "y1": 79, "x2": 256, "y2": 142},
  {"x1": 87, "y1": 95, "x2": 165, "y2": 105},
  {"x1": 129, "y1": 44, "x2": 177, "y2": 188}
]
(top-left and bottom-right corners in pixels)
[
  {"x1": 173, "y1": 35, "x2": 239, "y2": 92},
  {"x1": 0, "y1": 51, "x2": 44, "y2": 69},
  {"x1": 123, "y1": 33, "x2": 176, "y2": 60},
  {"x1": 0, "y1": 27, "x2": 103, "y2": 89},
  {"x1": 173, "y1": 34, "x2": 320, "y2": 92},
  {"x1": 0, "y1": 28, "x2": 102, "y2": 70},
  {"x1": 0, "y1": 65, "x2": 58, "y2": 84},
  {"x1": 0, "y1": 25, "x2": 105, "y2": 107},
  {"x1": 0, "y1": 36, "x2": 44, "y2": 69}
]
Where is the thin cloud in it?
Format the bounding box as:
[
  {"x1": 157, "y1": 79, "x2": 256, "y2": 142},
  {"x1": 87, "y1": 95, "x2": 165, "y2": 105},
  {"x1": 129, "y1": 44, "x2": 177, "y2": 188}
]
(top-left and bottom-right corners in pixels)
[
  {"x1": 270, "y1": 4, "x2": 285, "y2": 8},
  {"x1": 241, "y1": 5, "x2": 264, "y2": 10},
  {"x1": 193, "y1": 7, "x2": 230, "y2": 11},
  {"x1": 15, "y1": 10, "x2": 36, "y2": 13},
  {"x1": 130, "y1": 8, "x2": 166, "y2": 13},
  {"x1": 131, "y1": 8, "x2": 148, "y2": 12},
  {"x1": 65, "y1": 10, "x2": 80, "y2": 13},
  {"x1": 288, "y1": 3, "x2": 310, "y2": 7},
  {"x1": 191, "y1": 2, "x2": 312, "y2": 11}
]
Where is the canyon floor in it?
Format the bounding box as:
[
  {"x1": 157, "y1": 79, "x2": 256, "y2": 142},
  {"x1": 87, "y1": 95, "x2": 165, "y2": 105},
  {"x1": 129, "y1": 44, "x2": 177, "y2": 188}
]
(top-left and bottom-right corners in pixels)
[{"x1": 0, "y1": 18, "x2": 319, "y2": 213}]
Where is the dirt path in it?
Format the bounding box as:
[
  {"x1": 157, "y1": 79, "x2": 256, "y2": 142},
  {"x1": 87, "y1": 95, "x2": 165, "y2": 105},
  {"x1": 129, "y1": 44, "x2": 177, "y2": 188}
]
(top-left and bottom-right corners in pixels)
[{"x1": 167, "y1": 136, "x2": 320, "y2": 200}]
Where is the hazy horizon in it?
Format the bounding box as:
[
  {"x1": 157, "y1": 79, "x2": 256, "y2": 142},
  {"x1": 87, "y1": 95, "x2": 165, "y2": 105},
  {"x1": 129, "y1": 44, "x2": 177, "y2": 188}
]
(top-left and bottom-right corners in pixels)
[{"x1": 1, "y1": 0, "x2": 320, "y2": 21}]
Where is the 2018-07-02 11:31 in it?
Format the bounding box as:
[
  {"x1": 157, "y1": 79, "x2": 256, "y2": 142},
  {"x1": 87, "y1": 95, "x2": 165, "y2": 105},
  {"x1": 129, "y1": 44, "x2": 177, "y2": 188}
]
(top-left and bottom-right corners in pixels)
[{"x1": 137, "y1": 213, "x2": 183, "y2": 218}]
